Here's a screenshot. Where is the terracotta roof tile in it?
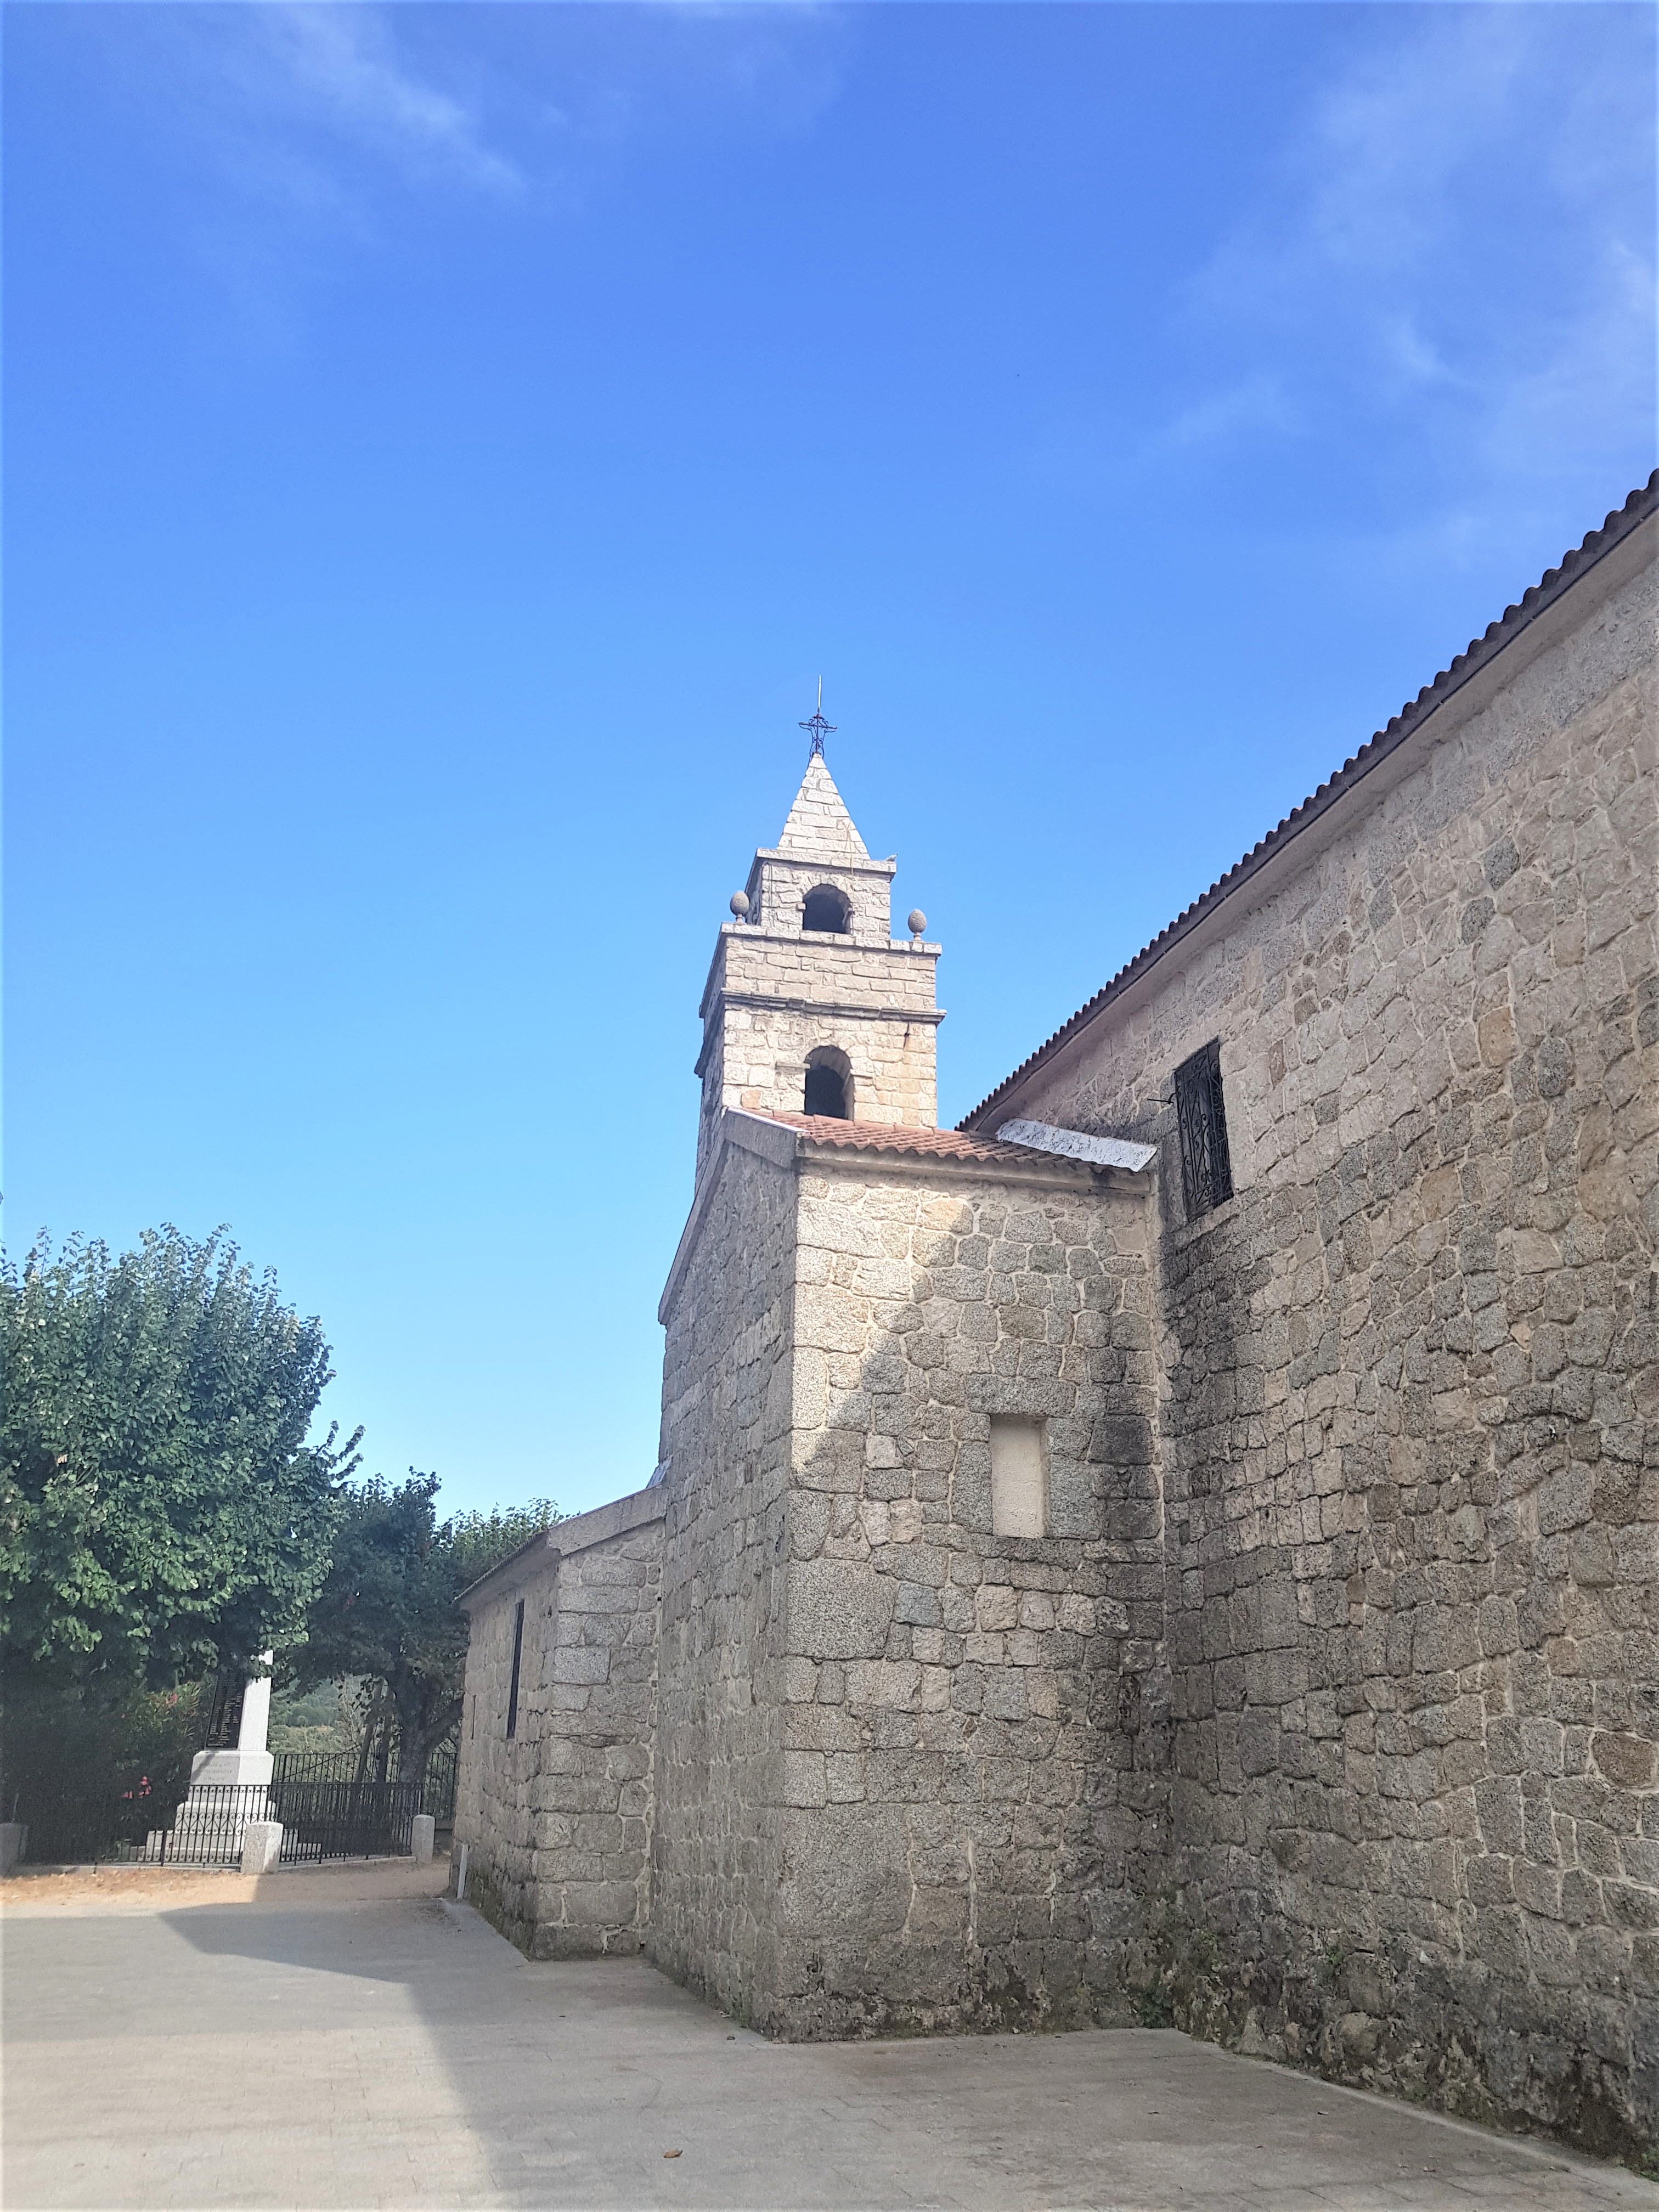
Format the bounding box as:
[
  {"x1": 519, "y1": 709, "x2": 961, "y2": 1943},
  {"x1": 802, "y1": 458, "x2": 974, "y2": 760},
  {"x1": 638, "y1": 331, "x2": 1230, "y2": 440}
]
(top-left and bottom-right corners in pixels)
[
  {"x1": 761, "y1": 1112, "x2": 1070, "y2": 1168},
  {"x1": 961, "y1": 475, "x2": 1659, "y2": 1130}
]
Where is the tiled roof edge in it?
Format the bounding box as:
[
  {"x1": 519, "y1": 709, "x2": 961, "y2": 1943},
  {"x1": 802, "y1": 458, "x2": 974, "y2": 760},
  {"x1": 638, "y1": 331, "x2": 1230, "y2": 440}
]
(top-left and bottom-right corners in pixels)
[
  {"x1": 960, "y1": 474, "x2": 1659, "y2": 1131},
  {"x1": 761, "y1": 1109, "x2": 1043, "y2": 1165},
  {"x1": 746, "y1": 1109, "x2": 1118, "y2": 1180}
]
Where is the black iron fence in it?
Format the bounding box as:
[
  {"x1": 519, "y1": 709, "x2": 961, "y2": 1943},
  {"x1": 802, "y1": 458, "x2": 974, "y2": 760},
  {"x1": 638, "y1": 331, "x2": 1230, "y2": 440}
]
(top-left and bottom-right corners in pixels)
[
  {"x1": 271, "y1": 1743, "x2": 456, "y2": 1827},
  {"x1": 129, "y1": 1782, "x2": 273, "y2": 1865},
  {"x1": 13, "y1": 1767, "x2": 186, "y2": 1868},
  {"x1": 424, "y1": 1740, "x2": 458, "y2": 1828},
  {"x1": 8, "y1": 1736, "x2": 458, "y2": 1869},
  {"x1": 119, "y1": 1778, "x2": 418, "y2": 1866},
  {"x1": 272, "y1": 1776, "x2": 416, "y2": 1863}
]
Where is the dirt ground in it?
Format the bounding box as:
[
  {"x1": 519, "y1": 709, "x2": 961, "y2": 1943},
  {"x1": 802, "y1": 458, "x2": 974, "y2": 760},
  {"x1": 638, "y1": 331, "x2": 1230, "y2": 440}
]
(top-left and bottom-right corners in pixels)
[{"x1": 2, "y1": 1856, "x2": 449, "y2": 1915}]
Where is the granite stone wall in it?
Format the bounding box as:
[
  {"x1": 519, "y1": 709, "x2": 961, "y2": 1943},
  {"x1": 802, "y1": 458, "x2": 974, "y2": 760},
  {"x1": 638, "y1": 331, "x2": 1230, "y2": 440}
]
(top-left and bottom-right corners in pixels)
[
  {"x1": 1001, "y1": 531, "x2": 1658, "y2": 2155},
  {"x1": 453, "y1": 490, "x2": 1652, "y2": 2164},
  {"x1": 454, "y1": 1551, "x2": 548, "y2": 1949},
  {"x1": 768, "y1": 1150, "x2": 1168, "y2": 2038},
  {"x1": 455, "y1": 1493, "x2": 664, "y2": 1959},
  {"x1": 697, "y1": 924, "x2": 941, "y2": 1170},
  {"x1": 744, "y1": 850, "x2": 898, "y2": 946},
  {"x1": 649, "y1": 1133, "x2": 800, "y2": 2020}
]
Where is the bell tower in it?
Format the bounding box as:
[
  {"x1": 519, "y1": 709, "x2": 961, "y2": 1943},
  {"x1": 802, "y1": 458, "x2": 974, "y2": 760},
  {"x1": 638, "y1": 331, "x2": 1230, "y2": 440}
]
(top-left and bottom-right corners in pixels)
[{"x1": 694, "y1": 751, "x2": 940, "y2": 1171}]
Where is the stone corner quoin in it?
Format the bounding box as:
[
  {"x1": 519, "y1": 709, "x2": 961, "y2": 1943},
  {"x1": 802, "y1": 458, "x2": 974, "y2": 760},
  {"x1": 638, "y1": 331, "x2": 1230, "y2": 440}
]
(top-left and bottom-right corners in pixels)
[{"x1": 454, "y1": 482, "x2": 1659, "y2": 2166}]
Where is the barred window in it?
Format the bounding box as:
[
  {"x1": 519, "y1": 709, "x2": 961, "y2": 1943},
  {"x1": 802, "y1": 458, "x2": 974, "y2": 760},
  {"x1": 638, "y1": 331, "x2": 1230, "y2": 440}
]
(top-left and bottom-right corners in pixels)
[
  {"x1": 506, "y1": 1598, "x2": 525, "y2": 1740},
  {"x1": 1174, "y1": 1040, "x2": 1233, "y2": 1220}
]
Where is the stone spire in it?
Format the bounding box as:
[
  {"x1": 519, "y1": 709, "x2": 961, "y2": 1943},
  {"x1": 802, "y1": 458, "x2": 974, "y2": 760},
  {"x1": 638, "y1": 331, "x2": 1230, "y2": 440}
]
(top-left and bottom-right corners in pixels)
[{"x1": 776, "y1": 755, "x2": 872, "y2": 865}]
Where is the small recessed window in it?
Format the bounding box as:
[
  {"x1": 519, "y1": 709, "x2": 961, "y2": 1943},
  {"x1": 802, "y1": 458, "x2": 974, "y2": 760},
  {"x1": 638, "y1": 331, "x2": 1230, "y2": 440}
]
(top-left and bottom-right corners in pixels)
[
  {"x1": 505, "y1": 1598, "x2": 524, "y2": 1739},
  {"x1": 804, "y1": 1046, "x2": 853, "y2": 1120},
  {"x1": 1174, "y1": 1039, "x2": 1234, "y2": 1219},
  {"x1": 802, "y1": 884, "x2": 851, "y2": 934},
  {"x1": 990, "y1": 1418, "x2": 1046, "y2": 1537}
]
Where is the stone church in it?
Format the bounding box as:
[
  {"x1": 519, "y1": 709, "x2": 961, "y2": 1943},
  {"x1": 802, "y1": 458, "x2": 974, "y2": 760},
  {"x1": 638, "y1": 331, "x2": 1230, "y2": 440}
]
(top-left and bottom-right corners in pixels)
[{"x1": 455, "y1": 477, "x2": 1657, "y2": 2160}]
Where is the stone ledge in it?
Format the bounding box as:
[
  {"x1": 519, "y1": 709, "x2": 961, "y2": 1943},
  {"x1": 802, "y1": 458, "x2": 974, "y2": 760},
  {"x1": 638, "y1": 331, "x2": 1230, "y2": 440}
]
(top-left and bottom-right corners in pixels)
[
  {"x1": 752, "y1": 844, "x2": 898, "y2": 879},
  {"x1": 799, "y1": 1139, "x2": 1116, "y2": 1196},
  {"x1": 717, "y1": 993, "x2": 945, "y2": 1023},
  {"x1": 459, "y1": 1487, "x2": 666, "y2": 1610},
  {"x1": 1171, "y1": 1193, "x2": 1243, "y2": 1248}
]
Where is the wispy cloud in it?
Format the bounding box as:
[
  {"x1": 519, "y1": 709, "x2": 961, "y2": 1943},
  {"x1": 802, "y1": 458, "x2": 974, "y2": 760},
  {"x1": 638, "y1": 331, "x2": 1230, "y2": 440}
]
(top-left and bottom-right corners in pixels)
[
  {"x1": 1160, "y1": 373, "x2": 1299, "y2": 455},
  {"x1": 1206, "y1": 10, "x2": 1532, "y2": 307},
  {"x1": 79, "y1": 3, "x2": 846, "y2": 340},
  {"x1": 1159, "y1": 8, "x2": 1655, "y2": 511},
  {"x1": 246, "y1": 6, "x2": 522, "y2": 197},
  {"x1": 1479, "y1": 234, "x2": 1655, "y2": 479},
  {"x1": 180, "y1": 2, "x2": 846, "y2": 207},
  {"x1": 115, "y1": 0, "x2": 528, "y2": 280}
]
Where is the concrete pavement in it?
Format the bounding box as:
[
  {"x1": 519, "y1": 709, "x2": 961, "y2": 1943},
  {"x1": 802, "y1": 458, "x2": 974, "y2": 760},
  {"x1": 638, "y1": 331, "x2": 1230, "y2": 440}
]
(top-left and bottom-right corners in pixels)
[{"x1": 4, "y1": 1864, "x2": 1654, "y2": 2210}]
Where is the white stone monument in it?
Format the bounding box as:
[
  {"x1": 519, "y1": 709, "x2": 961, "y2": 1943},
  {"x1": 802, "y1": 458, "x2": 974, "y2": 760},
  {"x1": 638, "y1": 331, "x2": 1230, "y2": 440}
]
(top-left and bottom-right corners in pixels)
[
  {"x1": 189, "y1": 1660, "x2": 275, "y2": 1790},
  {"x1": 161, "y1": 1656, "x2": 277, "y2": 1861}
]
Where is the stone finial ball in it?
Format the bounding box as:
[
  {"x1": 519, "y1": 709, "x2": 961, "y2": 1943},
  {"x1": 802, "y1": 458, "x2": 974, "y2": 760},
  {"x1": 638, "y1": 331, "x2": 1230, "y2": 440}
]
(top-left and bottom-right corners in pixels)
[
  {"x1": 907, "y1": 909, "x2": 927, "y2": 938},
  {"x1": 730, "y1": 891, "x2": 751, "y2": 919}
]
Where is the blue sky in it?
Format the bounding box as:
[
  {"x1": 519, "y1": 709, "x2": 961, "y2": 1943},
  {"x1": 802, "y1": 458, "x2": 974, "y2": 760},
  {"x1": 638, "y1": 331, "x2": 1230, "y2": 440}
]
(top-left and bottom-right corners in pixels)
[{"x1": 6, "y1": 2, "x2": 1655, "y2": 1520}]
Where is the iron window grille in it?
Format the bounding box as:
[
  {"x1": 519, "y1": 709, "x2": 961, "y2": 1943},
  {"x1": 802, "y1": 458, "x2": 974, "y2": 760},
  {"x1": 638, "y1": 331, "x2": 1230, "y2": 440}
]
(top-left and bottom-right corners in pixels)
[
  {"x1": 1174, "y1": 1040, "x2": 1234, "y2": 1220},
  {"x1": 505, "y1": 1598, "x2": 524, "y2": 1739}
]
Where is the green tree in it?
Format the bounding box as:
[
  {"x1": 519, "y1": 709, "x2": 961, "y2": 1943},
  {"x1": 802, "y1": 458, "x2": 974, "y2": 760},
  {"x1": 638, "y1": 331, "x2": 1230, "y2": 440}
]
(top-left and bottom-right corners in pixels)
[
  {"x1": 0, "y1": 1229, "x2": 356, "y2": 1692},
  {"x1": 2, "y1": 1675, "x2": 210, "y2": 1858},
  {"x1": 284, "y1": 1476, "x2": 558, "y2": 1795}
]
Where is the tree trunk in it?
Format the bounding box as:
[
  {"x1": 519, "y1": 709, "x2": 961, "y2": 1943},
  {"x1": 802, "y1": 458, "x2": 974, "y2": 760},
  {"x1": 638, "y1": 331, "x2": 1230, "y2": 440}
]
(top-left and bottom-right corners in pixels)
[
  {"x1": 352, "y1": 1690, "x2": 382, "y2": 1784},
  {"x1": 393, "y1": 1677, "x2": 430, "y2": 1808}
]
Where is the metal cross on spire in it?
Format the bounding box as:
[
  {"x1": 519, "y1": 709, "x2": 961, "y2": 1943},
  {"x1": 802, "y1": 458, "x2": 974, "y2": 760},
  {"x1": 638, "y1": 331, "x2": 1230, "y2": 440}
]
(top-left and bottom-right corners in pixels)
[{"x1": 798, "y1": 677, "x2": 837, "y2": 759}]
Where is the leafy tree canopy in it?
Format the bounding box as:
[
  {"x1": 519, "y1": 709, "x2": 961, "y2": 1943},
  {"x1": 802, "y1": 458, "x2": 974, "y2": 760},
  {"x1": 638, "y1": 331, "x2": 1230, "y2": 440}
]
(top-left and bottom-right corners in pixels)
[
  {"x1": 1, "y1": 1229, "x2": 356, "y2": 1692},
  {"x1": 284, "y1": 1476, "x2": 558, "y2": 1785}
]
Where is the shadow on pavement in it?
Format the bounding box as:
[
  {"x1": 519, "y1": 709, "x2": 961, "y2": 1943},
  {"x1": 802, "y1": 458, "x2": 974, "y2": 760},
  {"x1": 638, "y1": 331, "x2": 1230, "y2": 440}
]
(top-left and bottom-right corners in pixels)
[{"x1": 9, "y1": 1875, "x2": 1646, "y2": 2211}]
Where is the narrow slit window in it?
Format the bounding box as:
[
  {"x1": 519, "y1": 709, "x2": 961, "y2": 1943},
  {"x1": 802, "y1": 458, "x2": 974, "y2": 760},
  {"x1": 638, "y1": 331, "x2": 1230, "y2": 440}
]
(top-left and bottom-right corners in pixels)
[
  {"x1": 1174, "y1": 1039, "x2": 1233, "y2": 1220},
  {"x1": 990, "y1": 1417, "x2": 1047, "y2": 1538},
  {"x1": 505, "y1": 1598, "x2": 524, "y2": 1739}
]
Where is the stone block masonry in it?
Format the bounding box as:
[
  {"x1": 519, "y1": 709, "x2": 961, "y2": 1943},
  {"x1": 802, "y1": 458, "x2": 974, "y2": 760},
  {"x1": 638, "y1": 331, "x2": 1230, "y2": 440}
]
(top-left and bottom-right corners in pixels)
[
  {"x1": 635, "y1": 1102, "x2": 1169, "y2": 2038},
  {"x1": 766, "y1": 1151, "x2": 1168, "y2": 2037},
  {"x1": 696, "y1": 927, "x2": 943, "y2": 1160},
  {"x1": 456, "y1": 1488, "x2": 665, "y2": 1959},
  {"x1": 649, "y1": 1133, "x2": 800, "y2": 2022},
  {"x1": 694, "y1": 752, "x2": 944, "y2": 1171},
  {"x1": 982, "y1": 498, "x2": 1658, "y2": 2160},
  {"x1": 453, "y1": 483, "x2": 1656, "y2": 2169}
]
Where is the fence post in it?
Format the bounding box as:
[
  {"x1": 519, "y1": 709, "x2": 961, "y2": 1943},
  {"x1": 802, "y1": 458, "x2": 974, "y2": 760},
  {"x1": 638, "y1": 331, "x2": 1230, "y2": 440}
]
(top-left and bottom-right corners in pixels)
[{"x1": 240, "y1": 1821, "x2": 283, "y2": 1876}]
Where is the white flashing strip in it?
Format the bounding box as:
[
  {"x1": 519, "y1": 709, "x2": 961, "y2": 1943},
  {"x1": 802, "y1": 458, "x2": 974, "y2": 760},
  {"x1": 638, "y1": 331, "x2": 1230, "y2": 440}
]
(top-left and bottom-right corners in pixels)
[{"x1": 996, "y1": 1119, "x2": 1158, "y2": 1172}]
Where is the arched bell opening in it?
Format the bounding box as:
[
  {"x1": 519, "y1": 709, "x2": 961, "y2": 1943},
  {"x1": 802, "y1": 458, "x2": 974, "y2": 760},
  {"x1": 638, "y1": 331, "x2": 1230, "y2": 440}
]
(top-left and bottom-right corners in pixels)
[
  {"x1": 802, "y1": 884, "x2": 852, "y2": 935},
  {"x1": 803, "y1": 1046, "x2": 853, "y2": 1120}
]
